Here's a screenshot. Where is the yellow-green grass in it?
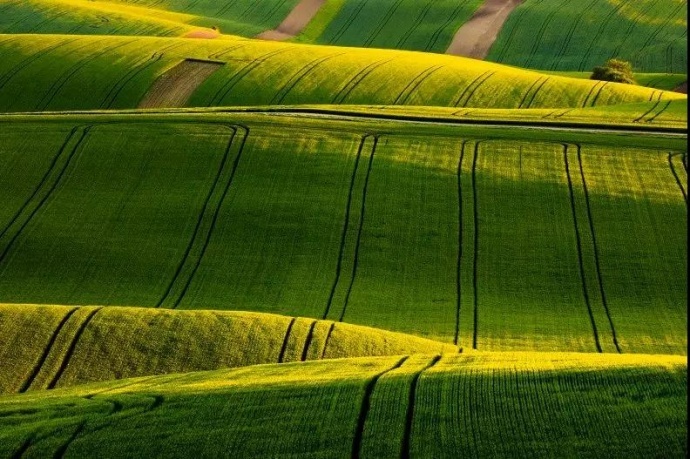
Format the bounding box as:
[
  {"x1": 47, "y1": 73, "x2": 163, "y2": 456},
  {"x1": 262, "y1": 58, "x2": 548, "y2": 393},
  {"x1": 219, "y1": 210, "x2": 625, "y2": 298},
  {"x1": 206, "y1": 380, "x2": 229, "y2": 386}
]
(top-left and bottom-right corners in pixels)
[
  {"x1": 294, "y1": 0, "x2": 482, "y2": 53},
  {"x1": 488, "y1": 0, "x2": 687, "y2": 73},
  {"x1": 544, "y1": 70, "x2": 687, "y2": 92},
  {"x1": 0, "y1": 111, "x2": 685, "y2": 353},
  {"x1": 0, "y1": 352, "x2": 685, "y2": 457},
  {"x1": 0, "y1": 35, "x2": 685, "y2": 113},
  {"x1": 0, "y1": 303, "x2": 457, "y2": 394},
  {"x1": 0, "y1": 0, "x2": 300, "y2": 38}
]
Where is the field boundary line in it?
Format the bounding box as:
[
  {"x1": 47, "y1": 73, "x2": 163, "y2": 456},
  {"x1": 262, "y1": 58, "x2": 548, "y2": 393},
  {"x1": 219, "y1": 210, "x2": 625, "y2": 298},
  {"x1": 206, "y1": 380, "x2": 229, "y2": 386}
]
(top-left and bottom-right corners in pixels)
[
  {"x1": 159, "y1": 124, "x2": 251, "y2": 309},
  {"x1": 0, "y1": 126, "x2": 91, "y2": 269},
  {"x1": 401, "y1": 355, "x2": 442, "y2": 458},
  {"x1": 338, "y1": 135, "x2": 379, "y2": 322},
  {"x1": 668, "y1": 153, "x2": 687, "y2": 202},
  {"x1": 575, "y1": 146, "x2": 621, "y2": 353},
  {"x1": 352, "y1": 356, "x2": 408, "y2": 459},
  {"x1": 46, "y1": 307, "x2": 103, "y2": 390},
  {"x1": 563, "y1": 144, "x2": 603, "y2": 352},
  {"x1": 17, "y1": 307, "x2": 79, "y2": 393}
]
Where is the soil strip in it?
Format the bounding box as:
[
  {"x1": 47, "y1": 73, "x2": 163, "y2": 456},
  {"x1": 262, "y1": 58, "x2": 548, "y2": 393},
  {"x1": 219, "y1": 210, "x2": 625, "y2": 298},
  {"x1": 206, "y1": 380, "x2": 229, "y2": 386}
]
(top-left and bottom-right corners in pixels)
[
  {"x1": 138, "y1": 59, "x2": 224, "y2": 108},
  {"x1": 256, "y1": 0, "x2": 326, "y2": 41},
  {"x1": 446, "y1": 0, "x2": 523, "y2": 59}
]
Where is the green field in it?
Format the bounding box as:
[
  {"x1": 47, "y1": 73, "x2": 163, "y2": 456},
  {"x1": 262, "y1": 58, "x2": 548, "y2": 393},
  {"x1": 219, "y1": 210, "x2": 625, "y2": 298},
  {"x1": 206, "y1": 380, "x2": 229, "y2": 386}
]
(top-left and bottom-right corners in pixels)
[
  {"x1": 488, "y1": 0, "x2": 688, "y2": 73},
  {"x1": 0, "y1": 0, "x2": 687, "y2": 456},
  {"x1": 0, "y1": 35, "x2": 683, "y2": 113},
  {"x1": 0, "y1": 111, "x2": 685, "y2": 353},
  {"x1": 0, "y1": 353, "x2": 685, "y2": 457}
]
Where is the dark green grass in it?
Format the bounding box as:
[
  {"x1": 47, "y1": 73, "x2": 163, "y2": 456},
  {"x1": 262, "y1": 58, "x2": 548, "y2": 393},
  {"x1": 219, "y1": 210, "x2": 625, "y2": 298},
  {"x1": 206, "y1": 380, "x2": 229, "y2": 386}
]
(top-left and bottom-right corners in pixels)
[
  {"x1": 0, "y1": 353, "x2": 685, "y2": 458},
  {"x1": 0, "y1": 111, "x2": 685, "y2": 352},
  {"x1": 488, "y1": 0, "x2": 687, "y2": 73}
]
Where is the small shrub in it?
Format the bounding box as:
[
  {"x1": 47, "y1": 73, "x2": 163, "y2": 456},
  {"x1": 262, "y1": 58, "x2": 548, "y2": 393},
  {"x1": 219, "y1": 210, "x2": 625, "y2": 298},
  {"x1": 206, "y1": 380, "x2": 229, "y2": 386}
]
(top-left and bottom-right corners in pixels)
[{"x1": 591, "y1": 59, "x2": 636, "y2": 84}]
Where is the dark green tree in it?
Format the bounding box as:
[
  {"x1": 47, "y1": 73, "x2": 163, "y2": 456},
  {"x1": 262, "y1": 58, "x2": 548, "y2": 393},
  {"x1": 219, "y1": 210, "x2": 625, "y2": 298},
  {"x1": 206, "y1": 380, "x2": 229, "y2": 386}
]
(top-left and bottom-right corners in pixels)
[{"x1": 590, "y1": 58, "x2": 636, "y2": 84}]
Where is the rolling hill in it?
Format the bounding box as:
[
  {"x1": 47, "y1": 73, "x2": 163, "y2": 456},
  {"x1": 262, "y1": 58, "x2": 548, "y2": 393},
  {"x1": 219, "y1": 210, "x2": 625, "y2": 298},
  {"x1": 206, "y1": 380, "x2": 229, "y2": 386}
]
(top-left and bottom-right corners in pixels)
[{"x1": 0, "y1": 352, "x2": 685, "y2": 457}]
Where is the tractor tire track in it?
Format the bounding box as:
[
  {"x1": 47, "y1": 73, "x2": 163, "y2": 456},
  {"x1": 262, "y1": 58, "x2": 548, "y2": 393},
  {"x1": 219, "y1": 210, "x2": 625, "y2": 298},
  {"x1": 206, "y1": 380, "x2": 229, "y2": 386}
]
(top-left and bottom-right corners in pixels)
[
  {"x1": 271, "y1": 52, "x2": 346, "y2": 104},
  {"x1": 589, "y1": 81, "x2": 610, "y2": 107},
  {"x1": 454, "y1": 141, "x2": 470, "y2": 346},
  {"x1": 10, "y1": 435, "x2": 33, "y2": 459},
  {"x1": 0, "y1": 38, "x2": 81, "y2": 93},
  {"x1": 352, "y1": 356, "x2": 408, "y2": 459},
  {"x1": 635, "y1": 2, "x2": 685, "y2": 61},
  {"x1": 101, "y1": 42, "x2": 184, "y2": 109},
  {"x1": 563, "y1": 144, "x2": 602, "y2": 352},
  {"x1": 0, "y1": 127, "x2": 91, "y2": 268},
  {"x1": 581, "y1": 81, "x2": 604, "y2": 108},
  {"x1": 393, "y1": 65, "x2": 444, "y2": 105},
  {"x1": 634, "y1": 92, "x2": 663, "y2": 122},
  {"x1": 17, "y1": 308, "x2": 79, "y2": 393},
  {"x1": 277, "y1": 317, "x2": 296, "y2": 363},
  {"x1": 452, "y1": 71, "x2": 494, "y2": 107},
  {"x1": 329, "y1": 1, "x2": 366, "y2": 43},
  {"x1": 35, "y1": 39, "x2": 138, "y2": 111},
  {"x1": 209, "y1": 48, "x2": 292, "y2": 106},
  {"x1": 47, "y1": 307, "x2": 103, "y2": 390},
  {"x1": 424, "y1": 1, "x2": 467, "y2": 52},
  {"x1": 320, "y1": 322, "x2": 336, "y2": 358},
  {"x1": 668, "y1": 153, "x2": 687, "y2": 202},
  {"x1": 471, "y1": 142, "x2": 480, "y2": 350},
  {"x1": 493, "y1": 4, "x2": 528, "y2": 62},
  {"x1": 332, "y1": 59, "x2": 393, "y2": 104},
  {"x1": 157, "y1": 125, "x2": 250, "y2": 309},
  {"x1": 551, "y1": 0, "x2": 599, "y2": 69},
  {"x1": 338, "y1": 135, "x2": 379, "y2": 323},
  {"x1": 645, "y1": 100, "x2": 673, "y2": 123},
  {"x1": 395, "y1": 1, "x2": 433, "y2": 48},
  {"x1": 576, "y1": 0, "x2": 626, "y2": 71},
  {"x1": 363, "y1": 0, "x2": 405, "y2": 47},
  {"x1": 323, "y1": 135, "x2": 369, "y2": 319},
  {"x1": 523, "y1": 0, "x2": 565, "y2": 68},
  {"x1": 575, "y1": 146, "x2": 621, "y2": 353},
  {"x1": 400, "y1": 356, "x2": 441, "y2": 459},
  {"x1": 300, "y1": 320, "x2": 318, "y2": 361}
]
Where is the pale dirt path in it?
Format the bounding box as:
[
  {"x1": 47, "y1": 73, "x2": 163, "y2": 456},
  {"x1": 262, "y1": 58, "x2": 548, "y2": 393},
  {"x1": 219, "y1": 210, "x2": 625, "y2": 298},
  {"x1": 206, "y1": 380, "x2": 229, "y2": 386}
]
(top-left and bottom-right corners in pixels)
[
  {"x1": 138, "y1": 59, "x2": 224, "y2": 108},
  {"x1": 256, "y1": 0, "x2": 326, "y2": 41},
  {"x1": 446, "y1": 0, "x2": 523, "y2": 58}
]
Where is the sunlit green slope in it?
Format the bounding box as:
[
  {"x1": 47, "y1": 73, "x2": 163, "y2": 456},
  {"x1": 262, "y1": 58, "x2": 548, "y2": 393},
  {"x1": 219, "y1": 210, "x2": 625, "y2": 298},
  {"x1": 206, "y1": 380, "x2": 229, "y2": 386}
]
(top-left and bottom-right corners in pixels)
[
  {"x1": 0, "y1": 303, "x2": 457, "y2": 393},
  {"x1": 0, "y1": 353, "x2": 685, "y2": 458},
  {"x1": 0, "y1": 0, "x2": 299, "y2": 37},
  {"x1": 0, "y1": 111, "x2": 685, "y2": 353},
  {"x1": 0, "y1": 35, "x2": 684, "y2": 113}
]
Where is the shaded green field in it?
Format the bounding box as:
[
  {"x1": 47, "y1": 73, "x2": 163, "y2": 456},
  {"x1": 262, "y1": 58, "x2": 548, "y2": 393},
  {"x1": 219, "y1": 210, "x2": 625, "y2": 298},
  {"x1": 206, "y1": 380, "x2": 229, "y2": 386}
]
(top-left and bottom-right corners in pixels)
[
  {"x1": 0, "y1": 352, "x2": 685, "y2": 458},
  {"x1": 488, "y1": 0, "x2": 688, "y2": 73},
  {"x1": 295, "y1": 0, "x2": 481, "y2": 53},
  {"x1": 0, "y1": 111, "x2": 685, "y2": 352},
  {"x1": 547, "y1": 71, "x2": 687, "y2": 92},
  {"x1": 0, "y1": 303, "x2": 456, "y2": 394},
  {"x1": 0, "y1": 35, "x2": 683, "y2": 113}
]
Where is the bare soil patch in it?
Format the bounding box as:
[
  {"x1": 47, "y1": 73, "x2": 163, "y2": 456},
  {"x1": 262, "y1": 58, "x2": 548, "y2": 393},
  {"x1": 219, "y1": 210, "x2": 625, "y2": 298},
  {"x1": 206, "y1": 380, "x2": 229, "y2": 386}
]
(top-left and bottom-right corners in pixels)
[
  {"x1": 138, "y1": 59, "x2": 224, "y2": 108},
  {"x1": 256, "y1": 0, "x2": 325, "y2": 41},
  {"x1": 183, "y1": 28, "x2": 220, "y2": 39},
  {"x1": 446, "y1": 0, "x2": 523, "y2": 59}
]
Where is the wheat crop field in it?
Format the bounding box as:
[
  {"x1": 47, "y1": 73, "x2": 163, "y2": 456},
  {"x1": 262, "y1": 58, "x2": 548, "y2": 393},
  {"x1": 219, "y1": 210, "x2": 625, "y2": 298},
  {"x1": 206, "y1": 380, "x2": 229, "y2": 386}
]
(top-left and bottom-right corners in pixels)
[{"x1": 0, "y1": 0, "x2": 686, "y2": 457}]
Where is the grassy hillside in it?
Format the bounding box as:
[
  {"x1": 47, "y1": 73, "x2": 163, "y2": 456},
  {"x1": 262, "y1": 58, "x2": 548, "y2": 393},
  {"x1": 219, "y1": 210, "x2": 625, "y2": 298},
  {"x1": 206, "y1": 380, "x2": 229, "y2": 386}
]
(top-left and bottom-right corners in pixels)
[
  {"x1": 546, "y1": 70, "x2": 687, "y2": 92},
  {"x1": 295, "y1": 0, "x2": 482, "y2": 53},
  {"x1": 488, "y1": 0, "x2": 688, "y2": 73},
  {"x1": 0, "y1": 303, "x2": 457, "y2": 393},
  {"x1": 0, "y1": 35, "x2": 684, "y2": 113},
  {"x1": 0, "y1": 0, "x2": 300, "y2": 37},
  {"x1": 0, "y1": 111, "x2": 685, "y2": 353},
  {"x1": 0, "y1": 352, "x2": 685, "y2": 458}
]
